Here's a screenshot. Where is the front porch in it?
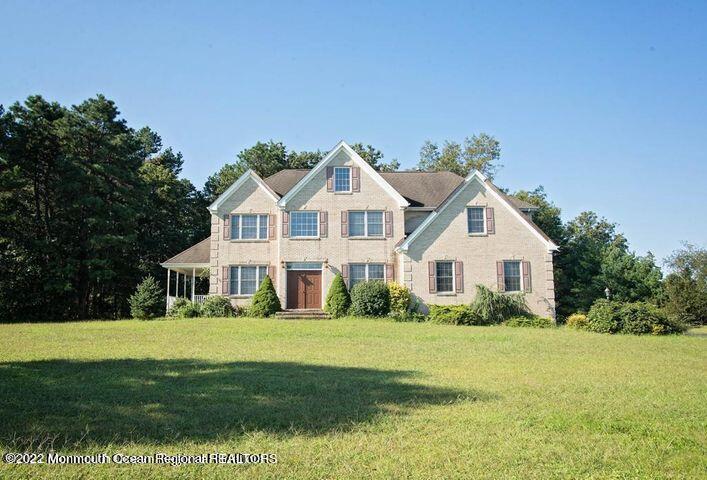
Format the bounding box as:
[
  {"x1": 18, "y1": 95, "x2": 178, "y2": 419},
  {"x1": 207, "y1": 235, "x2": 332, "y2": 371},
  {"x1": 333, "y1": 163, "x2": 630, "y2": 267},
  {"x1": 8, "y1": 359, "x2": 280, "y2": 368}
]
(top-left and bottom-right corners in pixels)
[{"x1": 161, "y1": 237, "x2": 211, "y2": 311}]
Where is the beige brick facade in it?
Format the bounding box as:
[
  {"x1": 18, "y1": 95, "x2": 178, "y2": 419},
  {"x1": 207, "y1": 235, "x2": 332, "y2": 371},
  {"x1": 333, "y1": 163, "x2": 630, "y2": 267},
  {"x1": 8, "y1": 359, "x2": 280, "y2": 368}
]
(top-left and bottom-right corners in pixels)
[{"x1": 208, "y1": 145, "x2": 555, "y2": 318}]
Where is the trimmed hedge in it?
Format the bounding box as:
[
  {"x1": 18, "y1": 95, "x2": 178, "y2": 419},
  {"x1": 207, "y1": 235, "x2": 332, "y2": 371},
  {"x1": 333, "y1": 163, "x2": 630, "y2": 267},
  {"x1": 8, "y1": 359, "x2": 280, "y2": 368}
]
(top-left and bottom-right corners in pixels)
[
  {"x1": 349, "y1": 281, "x2": 390, "y2": 317},
  {"x1": 504, "y1": 316, "x2": 555, "y2": 328},
  {"x1": 428, "y1": 304, "x2": 479, "y2": 325},
  {"x1": 324, "y1": 274, "x2": 351, "y2": 318}
]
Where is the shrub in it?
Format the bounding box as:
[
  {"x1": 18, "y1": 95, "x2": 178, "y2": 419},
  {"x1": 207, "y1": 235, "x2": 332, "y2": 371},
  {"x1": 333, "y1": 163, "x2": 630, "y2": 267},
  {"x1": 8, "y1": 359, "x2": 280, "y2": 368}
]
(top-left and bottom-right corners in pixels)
[
  {"x1": 129, "y1": 276, "x2": 164, "y2": 319},
  {"x1": 248, "y1": 275, "x2": 281, "y2": 317},
  {"x1": 349, "y1": 281, "x2": 390, "y2": 317},
  {"x1": 171, "y1": 300, "x2": 201, "y2": 318},
  {"x1": 428, "y1": 304, "x2": 480, "y2": 325},
  {"x1": 200, "y1": 295, "x2": 235, "y2": 317},
  {"x1": 388, "y1": 282, "x2": 412, "y2": 313},
  {"x1": 566, "y1": 313, "x2": 588, "y2": 330},
  {"x1": 586, "y1": 299, "x2": 687, "y2": 335},
  {"x1": 324, "y1": 274, "x2": 351, "y2": 318},
  {"x1": 167, "y1": 297, "x2": 190, "y2": 317},
  {"x1": 504, "y1": 316, "x2": 555, "y2": 328},
  {"x1": 586, "y1": 299, "x2": 623, "y2": 333},
  {"x1": 388, "y1": 310, "x2": 427, "y2": 322},
  {"x1": 469, "y1": 285, "x2": 531, "y2": 325}
]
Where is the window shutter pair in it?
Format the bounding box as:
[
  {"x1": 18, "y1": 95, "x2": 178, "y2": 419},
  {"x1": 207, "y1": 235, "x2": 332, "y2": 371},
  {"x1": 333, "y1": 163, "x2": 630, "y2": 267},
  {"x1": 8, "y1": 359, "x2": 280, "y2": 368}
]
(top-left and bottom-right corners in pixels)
[
  {"x1": 282, "y1": 212, "x2": 289, "y2": 238},
  {"x1": 486, "y1": 208, "x2": 495, "y2": 234},
  {"x1": 320, "y1": 211, "x2": 328, "y2": 238},
  {"x1": 342, "y1": 264, "x2": 349, "y2": 287},
  {"x1": 495, "y1": 260, "x2": 532, "y2": 292},
  {"x1": 341, "y1": 211, "x2": 348, "y2": 237},
  {"x1": 385, "y1": 211, "x2": 393, "y2": 237},
  {"x1": 428, "y1": 261, "x2": 463, "y2": 293},
  {"x1": 223, "y1": 215, "x2": 230, "y2": 240},
  {"x1": 222, "y1": 266, "x2": 230, "y2": 294}
]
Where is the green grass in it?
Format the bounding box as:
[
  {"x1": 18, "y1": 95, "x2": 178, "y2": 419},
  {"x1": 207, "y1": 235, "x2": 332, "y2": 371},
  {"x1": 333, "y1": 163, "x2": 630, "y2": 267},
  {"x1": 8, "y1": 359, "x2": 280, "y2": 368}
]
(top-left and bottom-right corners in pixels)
[{"x1": 0, "y1": 318, "x2": 705, "y2": 479}]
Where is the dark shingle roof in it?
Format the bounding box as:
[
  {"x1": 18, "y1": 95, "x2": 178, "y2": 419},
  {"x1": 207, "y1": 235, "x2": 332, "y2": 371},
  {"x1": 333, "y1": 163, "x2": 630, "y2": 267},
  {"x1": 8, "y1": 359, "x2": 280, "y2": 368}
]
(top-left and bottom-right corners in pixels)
[
  {"x1": 264, "y1": 169, "x2": 538, "y2": 210},
  {"x1": 162, "y1": 237, "x2": 210, "y2": 265}
]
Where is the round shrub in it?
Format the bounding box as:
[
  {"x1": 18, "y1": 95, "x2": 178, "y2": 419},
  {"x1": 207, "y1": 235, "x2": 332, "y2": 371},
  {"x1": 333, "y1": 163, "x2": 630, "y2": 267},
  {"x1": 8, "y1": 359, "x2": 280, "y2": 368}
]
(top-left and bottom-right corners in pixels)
[
  {"x1": 349, "y1": 281, "x2": 390, "y2": 317},
  {"x1": 620, "y1": 302, "x2": 686, "y2": 335},
  {"x1": 324, "y1": 273, "x2": 351, "y2": 318},
  {"x1": 248, "y1": 275, "x2": 281, "y2": 317},
  {"x1": 129, "y1": 276, "x2": 165, "y2": 319},
  {"x1": 504, "y1": 315, "x2": 555, "y2": 328},
  {"x1": 388, "y1": 282, "x2": 412, "y2": 313},
  {"x1": 200, "y1": 295, "x2": 235, "y2": 317},
  {"x1": 566, "y1": 313, "x2": 588, "y2": 330},
  {"x1": 586, "y1": 299, "x2": 623, "y2": 333},
  {"x1": 167, "y1": 297, "x2": 190, "y2": 317}
]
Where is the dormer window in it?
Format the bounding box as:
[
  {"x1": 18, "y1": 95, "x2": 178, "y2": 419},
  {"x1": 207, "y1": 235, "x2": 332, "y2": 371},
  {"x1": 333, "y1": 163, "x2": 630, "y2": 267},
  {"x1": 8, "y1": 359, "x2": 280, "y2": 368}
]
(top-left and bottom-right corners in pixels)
[{"x1": 334, "y1": 167, "x2": 351, "y2": 192}]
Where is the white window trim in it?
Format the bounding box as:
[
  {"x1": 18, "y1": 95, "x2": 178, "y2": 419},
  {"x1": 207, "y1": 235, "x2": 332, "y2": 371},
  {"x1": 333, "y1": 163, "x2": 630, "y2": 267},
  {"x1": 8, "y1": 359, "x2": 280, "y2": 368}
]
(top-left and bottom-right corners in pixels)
[
  {"x1": 231, "y1": 214, "x2": 269, "y2": 241},
  {"x1": 230, "y1": 265, "x2": 267, "y2": 297},
  {"x1": 503, "y1": 260, "x2": 524, "y2": 293},
  {"x1": 349, "y1": 210, "x2": 384, "y2": 238},
  {"x1": 290, "y1": 211, "x2": 320, "y2": 238},
  {"x1": 333, "y1": 166, "x2": 352, "y2": 193},
  {"x1": 435, "y1": 260, "x2": 456, "y2": 294},
  {"x1": 466, "y1": 206, "x2": 486, "y2": 235},
  {"x1": 349, "y1": 263, "x2": 386, "y2": 286}
]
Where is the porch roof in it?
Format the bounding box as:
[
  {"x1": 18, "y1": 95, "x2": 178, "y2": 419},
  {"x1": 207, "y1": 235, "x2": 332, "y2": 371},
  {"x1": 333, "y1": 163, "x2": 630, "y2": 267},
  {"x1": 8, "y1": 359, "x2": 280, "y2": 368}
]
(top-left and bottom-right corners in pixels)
[{"x1": 161, "y1": 237, "x2": 210, "y2": 268}]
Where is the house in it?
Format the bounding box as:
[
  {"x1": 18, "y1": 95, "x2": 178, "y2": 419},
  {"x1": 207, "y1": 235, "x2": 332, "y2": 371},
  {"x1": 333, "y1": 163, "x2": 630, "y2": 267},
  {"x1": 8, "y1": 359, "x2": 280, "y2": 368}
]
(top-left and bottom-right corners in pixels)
[{"x1": 161, "y1": 141, "x2": 559, "y2": 317}]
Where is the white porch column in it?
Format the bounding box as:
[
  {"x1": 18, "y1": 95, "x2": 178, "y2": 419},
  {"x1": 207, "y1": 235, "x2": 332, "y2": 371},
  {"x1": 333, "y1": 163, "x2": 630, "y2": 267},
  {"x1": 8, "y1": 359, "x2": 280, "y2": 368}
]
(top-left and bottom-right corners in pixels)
[
  {"x1": 192, "y1": 267, "x2": 196, "y2": 299},
  {"x1": 166, "y1": 268, "x2": 171, "y2": 309},
  {"x1": 183, "y1": 273, "x2": 187, "y2": 298},
  {"x1": 176, "y1": 272, "x2": 179, "y2": 297}
]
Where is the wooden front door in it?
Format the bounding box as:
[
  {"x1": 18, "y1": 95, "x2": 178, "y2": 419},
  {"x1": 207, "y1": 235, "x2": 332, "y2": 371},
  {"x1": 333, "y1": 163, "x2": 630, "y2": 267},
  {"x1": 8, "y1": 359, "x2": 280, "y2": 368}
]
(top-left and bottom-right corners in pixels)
[{"x1": 286, "y1": 270, "x2": 322, "y2": 309}]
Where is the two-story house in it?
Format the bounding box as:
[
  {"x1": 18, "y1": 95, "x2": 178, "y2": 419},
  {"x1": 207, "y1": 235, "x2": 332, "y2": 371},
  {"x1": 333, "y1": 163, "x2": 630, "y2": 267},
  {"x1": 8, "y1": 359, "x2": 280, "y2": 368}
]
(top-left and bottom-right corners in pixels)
[{"x1": 162, "y1": 141, "x2": 559, "y2": 317}]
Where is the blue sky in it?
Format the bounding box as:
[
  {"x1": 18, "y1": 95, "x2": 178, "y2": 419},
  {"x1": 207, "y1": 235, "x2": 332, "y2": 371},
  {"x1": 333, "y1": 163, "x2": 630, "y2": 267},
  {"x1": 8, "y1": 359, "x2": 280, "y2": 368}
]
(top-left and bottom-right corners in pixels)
[{"x1": 2, "y1": 0, "x2": 705, "y2": 262}]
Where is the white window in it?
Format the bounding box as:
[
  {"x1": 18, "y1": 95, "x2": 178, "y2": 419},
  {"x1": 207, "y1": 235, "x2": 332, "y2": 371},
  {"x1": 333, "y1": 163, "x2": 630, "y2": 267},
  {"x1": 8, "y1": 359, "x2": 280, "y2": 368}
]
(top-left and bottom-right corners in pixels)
[
  {"x1": 436, "y1": 261, "x2": 454, "y2": 293},
  {"x1": 348, "y1": 211, "x2": 384, "y2": 237},
  {"x1": 229, "y1": 265, "x2": 267, "y2": 296},
  {"x1": 467, "y1": 207, "x2": 485, "y2": 234},
  {"x1": 231, "y1": 214, "x2": 269, "y2": 240},
  {"x1": 334, "y1": 167, "x2": 351, "y2": 192},
  {"x1": 504, "y1": 261, "x2": 522, "y2": 292},
  {"x1": 290, "y1": 211, "x2": 319, "y2": 238},
  {"x1": 349, "y1": 263, "x2": 385, "y2": 289}
]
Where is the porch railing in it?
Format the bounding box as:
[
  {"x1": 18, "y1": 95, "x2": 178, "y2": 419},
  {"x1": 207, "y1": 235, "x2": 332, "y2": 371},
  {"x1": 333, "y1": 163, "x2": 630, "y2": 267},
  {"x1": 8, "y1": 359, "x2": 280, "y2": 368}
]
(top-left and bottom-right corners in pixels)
[{"x1": 166, "y1": 294, "x2": 208, "y2": 311}]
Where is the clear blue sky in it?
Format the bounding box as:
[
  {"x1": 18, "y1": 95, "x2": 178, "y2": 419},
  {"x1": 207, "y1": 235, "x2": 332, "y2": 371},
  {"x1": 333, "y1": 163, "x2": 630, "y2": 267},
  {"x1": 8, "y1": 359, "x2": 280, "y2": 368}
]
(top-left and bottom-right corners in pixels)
[{"x1": 2, "y1": 0, "x2": 705, "y2": 262}]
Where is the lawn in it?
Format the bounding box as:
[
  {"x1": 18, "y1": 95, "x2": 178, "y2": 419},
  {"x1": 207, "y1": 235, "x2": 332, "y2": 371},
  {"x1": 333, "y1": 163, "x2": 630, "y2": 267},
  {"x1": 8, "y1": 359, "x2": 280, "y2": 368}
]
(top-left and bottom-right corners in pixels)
[{"x1": 0, "y1": 318, "x2": 705, "y2": 479}]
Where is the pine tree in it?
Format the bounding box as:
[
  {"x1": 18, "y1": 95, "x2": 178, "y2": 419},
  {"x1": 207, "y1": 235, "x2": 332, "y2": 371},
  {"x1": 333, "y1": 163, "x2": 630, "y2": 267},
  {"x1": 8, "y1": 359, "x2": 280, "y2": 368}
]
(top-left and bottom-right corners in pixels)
[
  {"x1": 248, "y1": 276, "x2": 281, "y2": 317},
  {"x1": 129, "y1": 276, "x2": 164, "y2": 319}
]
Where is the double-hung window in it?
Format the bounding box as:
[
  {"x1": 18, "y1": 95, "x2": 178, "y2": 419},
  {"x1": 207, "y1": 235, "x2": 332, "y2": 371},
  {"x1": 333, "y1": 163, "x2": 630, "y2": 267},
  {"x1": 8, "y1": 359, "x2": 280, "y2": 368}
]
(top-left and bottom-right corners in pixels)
[
  {"x1": 231, "y1": 214, "x2": 269, "y2": 240},
  {"x1": 348, "y1": 211, "x2": 384, "y2": 237},
  {"x1": 349, "y1": 263, "x2": 385, "y2": 289},
  {"x1": 503, "y1": 260, "x2": 522, "y2": 292},
  {"x1": 290, "y1": 211, "x2": 319, "y2": 238},
  {"x1": 467, "y1": 207, "x2": 485, "y2": 234},
  {"x1": 229, "y1": 265, "x2": 267, "y2": 296},
  {"x1": 334, "y1": 167, "x2": 351, "y2": 192},
  {"x1": 435, "y1": 261, "x2": 454, "y2": 293}
]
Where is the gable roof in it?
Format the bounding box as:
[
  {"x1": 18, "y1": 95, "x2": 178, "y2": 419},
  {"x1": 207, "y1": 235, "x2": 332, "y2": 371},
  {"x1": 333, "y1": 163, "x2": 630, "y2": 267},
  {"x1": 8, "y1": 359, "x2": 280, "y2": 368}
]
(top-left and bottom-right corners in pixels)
[
  {"x1": 396, "y1": 170, "x2": 559, "y2": 253},
  {"x1": 161, "y1": 237, "x2": 210, "y2": 266},
  {"x1": 208, "y1": 169, "x2": 280, "y2": 214},
  {"x1": 276, "y1": 141, "x2": 409, "y2": 208},
  {"x1": 265, "y1": 168, "x2": 539, "y2": 211}
]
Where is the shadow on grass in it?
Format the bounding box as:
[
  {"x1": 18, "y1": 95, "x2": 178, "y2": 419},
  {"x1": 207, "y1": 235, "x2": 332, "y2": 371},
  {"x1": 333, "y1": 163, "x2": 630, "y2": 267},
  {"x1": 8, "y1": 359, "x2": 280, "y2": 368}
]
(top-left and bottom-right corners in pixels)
[{"x1": 0, "y1": 359, "x2": 490, "y2": 447}]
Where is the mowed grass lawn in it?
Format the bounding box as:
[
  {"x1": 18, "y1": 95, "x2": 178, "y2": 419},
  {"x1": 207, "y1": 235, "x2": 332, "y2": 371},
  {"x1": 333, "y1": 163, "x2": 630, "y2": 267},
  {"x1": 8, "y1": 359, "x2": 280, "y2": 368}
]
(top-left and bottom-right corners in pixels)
[{"x1": 0, "y1": 318, "x2": 705, "y2": 479}]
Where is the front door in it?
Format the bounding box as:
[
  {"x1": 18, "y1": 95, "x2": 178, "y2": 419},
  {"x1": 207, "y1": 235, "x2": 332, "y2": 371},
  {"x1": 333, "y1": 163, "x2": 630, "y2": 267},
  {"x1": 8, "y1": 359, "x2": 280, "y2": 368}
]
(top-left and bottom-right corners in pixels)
[{"x1": 287, "y1": 270, "x2": 322, "y2": 309}]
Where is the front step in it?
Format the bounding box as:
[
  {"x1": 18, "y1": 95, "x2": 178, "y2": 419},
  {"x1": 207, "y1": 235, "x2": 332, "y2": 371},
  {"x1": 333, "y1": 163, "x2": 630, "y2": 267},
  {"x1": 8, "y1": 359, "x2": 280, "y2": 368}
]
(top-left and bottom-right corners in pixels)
[{"x1": 274, "y1": 309, "x2": 330, "y2": 320}]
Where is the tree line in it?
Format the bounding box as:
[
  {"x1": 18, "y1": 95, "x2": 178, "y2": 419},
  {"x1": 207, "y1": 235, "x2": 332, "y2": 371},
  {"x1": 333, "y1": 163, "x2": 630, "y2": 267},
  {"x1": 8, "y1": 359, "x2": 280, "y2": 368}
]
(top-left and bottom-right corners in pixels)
[{"x1": 1, "y1": 94, "x2": 704, "y2": 323}]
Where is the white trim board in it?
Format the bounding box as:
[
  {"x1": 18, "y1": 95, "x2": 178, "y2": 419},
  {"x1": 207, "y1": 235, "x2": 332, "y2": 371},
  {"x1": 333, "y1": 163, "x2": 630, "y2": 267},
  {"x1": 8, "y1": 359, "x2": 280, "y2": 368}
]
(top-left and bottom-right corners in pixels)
[
  {"x1": 396, "y1": 170, "x2": 559, "y2": 253},
  {"x1": 277, "y1": 140, "x2": 409, "y2": 209},
  {"x1": 208, "y1": 169, "x2": 280, "y2": 214}
]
